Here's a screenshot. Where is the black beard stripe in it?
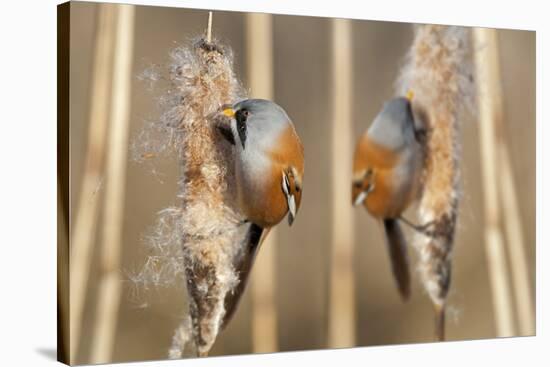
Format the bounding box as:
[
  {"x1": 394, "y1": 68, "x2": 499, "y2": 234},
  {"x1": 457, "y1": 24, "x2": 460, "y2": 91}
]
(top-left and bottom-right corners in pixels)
[
  {"x1": 237, "y1": 120, "x2": 247, "y2": 149},
  {"x1": 236, "y1": 110, "x2": 248, "y2": 149}
]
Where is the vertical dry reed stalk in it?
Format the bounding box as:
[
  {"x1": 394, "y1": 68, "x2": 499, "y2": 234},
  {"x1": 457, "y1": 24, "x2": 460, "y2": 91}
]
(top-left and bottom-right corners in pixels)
[
  {"x1": 206, "y1": 11, "x2": 213, "y2": 43},
  {"x1": 90, "y1": 4, "x2": 135, "y2": 363},
  {"x1": 69, "y1": 5, "x2": 116, "y2": 361},
  {"x1": 57, "y1": 3, "x2": 70, "y2": 362},
  {"x1": 397, "y1": 25, "x2": 475, "y2": 340},
  {"x1": 57, "y1": 180, "x2": 70, "y2": 362},
  {"x1": 499, "y1": 145, "x2": 535, "y2": 335},
  {"x1": 246, "y1": 12, "x2": 279, "y2": 353},
  {"x1": 473, "y1": 27, "x2": 516, "y2": 337},
  {"x1": 475, "y1": 27, "x2": 534, "y2": 336},
  {"x1": 328, "y1": 18, "x2": 356, "y2": 348}
]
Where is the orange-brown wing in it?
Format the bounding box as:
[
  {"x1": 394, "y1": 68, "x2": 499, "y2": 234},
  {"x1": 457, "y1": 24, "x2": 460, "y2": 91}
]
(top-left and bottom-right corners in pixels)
[{"x1": 354, "y1": 134, "x2": 399, "y2": 172}]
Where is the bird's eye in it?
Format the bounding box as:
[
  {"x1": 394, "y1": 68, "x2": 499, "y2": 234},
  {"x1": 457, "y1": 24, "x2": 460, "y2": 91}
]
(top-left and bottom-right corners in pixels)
[{"x1": 236, "y1": 108, "x2": 250, "y2": 125}]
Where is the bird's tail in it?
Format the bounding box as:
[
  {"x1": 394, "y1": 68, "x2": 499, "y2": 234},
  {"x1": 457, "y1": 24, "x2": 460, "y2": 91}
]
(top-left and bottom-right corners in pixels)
[
  {"x1": 383, "y1": 218, "x2": 411, "y2": 301},
  {"x1": 221, "y1": 223, "x2": 268, "y2": 330}
]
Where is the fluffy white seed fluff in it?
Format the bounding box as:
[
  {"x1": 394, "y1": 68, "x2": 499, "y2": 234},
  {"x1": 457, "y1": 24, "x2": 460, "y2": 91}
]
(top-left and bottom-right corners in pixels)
[
  {"x1": 133, "y1": 37, "x2": 248, "y2": 357},
  {"x1": 396, "y1": 25, "x2": 475, "y2": 307}
]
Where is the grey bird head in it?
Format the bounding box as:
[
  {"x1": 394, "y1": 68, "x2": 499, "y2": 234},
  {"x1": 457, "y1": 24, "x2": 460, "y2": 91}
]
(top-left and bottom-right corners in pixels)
[
  {"x1": 367, "y1": 97, "x2": 416, "y2": 150},
  {"x1": 223, "y1": 99, "x2": 290, "y2": 151}
]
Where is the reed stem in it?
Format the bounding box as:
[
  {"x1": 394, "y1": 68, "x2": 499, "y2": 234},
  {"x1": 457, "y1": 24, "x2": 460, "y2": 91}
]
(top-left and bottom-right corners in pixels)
[
  {"x1": 478, "y1": 27, "x2": 534, "y2": 336},
  {"x1": 328, "y1": 18, "x2": 356, "y2": 348},
  {"x1": 90, "y1": 4, "x2": 135, "y2": 363},
  {"x1": 69, "y1": 5, "x2": 116, "y2": 361},
  {"x1": 473, "y1": 27, "x2": 516, "y2": 337},
  {"x1": 206, "y1": 11, "x2": 213, "y2": 43},
  {"x1": 499, "y1": 144, "x2": 535, "y2": 335}
]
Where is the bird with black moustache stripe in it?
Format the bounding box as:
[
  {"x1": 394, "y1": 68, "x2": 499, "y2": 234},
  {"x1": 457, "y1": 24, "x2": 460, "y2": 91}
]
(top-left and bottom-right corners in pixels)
[
  {"x1": 216, "y1": 98, "x2": 304, "y2": 327},
  {"x1": 352, "y1": 94, "x2": 423, "y2": 301}
]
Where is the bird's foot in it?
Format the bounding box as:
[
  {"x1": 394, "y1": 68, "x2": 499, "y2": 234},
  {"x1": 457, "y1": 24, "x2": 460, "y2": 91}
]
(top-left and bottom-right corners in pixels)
[{"x1": 398, "y1": 216, "x2": 438, "y2": 237}]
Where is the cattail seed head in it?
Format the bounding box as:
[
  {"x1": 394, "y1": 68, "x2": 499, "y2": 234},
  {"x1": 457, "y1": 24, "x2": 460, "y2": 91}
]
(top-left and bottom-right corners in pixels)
[
  {"x1": 397, "y1": 25, "x2": 475, "y2": 308},
  {"x1": 134, "y1": 37, "x2": 249, "y2": 356}
]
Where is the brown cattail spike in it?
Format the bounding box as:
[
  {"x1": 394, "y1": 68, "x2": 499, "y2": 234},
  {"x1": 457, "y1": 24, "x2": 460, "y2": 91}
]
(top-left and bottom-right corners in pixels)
[
  {"x1": 134, "y1": 32, "x2": 248, "y2": 357},
  {"x1": 175, "y1": 38, "x2": 246, "y2": 356},
  {"x1": 397, "y1": 25, "x2": 475, "y2": 341}
]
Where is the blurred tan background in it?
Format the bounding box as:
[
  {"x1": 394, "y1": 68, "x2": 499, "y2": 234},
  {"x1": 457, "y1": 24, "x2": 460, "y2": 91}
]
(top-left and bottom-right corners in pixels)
[{"x1": 67, "y1": 1, "x2": 535, "y2": 364}]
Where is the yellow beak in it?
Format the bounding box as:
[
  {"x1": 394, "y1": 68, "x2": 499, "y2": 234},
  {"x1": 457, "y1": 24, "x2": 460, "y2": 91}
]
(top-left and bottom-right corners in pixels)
[
  {"x1": 406, "y1": 89, "x2": 414, "y2": 101},
  {"x1": 222, "y1": 105, "x2": 235, "y2": 117}
]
